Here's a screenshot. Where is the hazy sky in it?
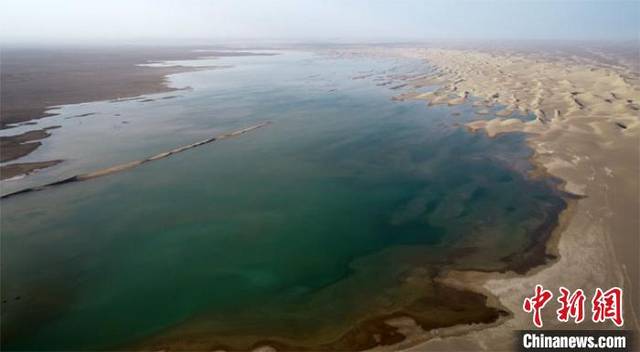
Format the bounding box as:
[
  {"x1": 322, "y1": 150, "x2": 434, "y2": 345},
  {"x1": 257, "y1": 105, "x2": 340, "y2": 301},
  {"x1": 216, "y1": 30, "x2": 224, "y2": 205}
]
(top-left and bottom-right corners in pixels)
[{"x1": 1, "y1": 0, "x2": 638, "y2": 44}]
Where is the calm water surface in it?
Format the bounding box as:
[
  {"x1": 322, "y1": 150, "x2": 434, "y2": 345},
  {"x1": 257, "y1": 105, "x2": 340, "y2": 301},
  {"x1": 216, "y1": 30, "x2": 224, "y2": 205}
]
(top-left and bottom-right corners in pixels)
[{"x1": 1, "y1": 51, "x2": 565, "y2": 350}]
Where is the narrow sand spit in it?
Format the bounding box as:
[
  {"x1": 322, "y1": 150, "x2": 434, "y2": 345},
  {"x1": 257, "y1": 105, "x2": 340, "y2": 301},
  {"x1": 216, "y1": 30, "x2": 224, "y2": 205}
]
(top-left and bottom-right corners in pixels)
[
  {"x1": 1, "y1": 122, "x2": 271, "y2": 199},
  {"x1": 347, "y1": 46, "x2": 639, "y2": 350}
]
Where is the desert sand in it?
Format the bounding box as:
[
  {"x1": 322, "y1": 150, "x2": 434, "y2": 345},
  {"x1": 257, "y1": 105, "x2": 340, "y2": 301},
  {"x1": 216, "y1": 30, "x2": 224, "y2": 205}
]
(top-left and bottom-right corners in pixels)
[
  {"x1": 2, "y1": 44, "x2": 637, "y2": 351},
  {"x1": 352, "y1": 45, "x2": 639, "y2": 350}
]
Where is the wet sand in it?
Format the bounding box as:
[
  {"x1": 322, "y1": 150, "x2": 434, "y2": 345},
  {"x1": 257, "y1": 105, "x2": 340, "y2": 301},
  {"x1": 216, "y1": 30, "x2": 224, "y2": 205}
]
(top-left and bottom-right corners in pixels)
[
  {"x1": 0, "y1": 47, "x2": 280, "y2": 128},
  {"x1": 0, "y1": 47, "x2": 215, "y2": 128},
  {"x1": 121, "y1": 48, "x2": 568, "y2": 352},
  {"x1": 138, "y1": 283, "x2": 505, "y2": 351},
  {"x1": 0, "y1": 160, "x2": 63, "y2": 181},
  {"x1": 339, "y1": 43, "x2": 639, "y2": 350},
  {"x1": 0, "y1": 47, "x2": 275, "y2": 179},
  {"x1": 2, "y1": 43, "x2": 636, "y2": 351},
  {"x1": 1, "y1": 129, "x2": 54, "y2": 162}
]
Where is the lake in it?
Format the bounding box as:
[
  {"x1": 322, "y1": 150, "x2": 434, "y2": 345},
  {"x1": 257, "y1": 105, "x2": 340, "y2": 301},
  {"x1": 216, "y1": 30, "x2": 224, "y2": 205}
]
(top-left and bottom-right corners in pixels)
[{"x1": 0, "y1": 50, "x2": 566, "y2": 350}]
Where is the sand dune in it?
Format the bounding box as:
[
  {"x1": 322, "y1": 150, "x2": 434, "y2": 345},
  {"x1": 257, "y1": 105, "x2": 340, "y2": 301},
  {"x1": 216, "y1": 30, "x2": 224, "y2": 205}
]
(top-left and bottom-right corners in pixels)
[{"x1": 345, "y1": 45, "x2": 640, "y2": 350}]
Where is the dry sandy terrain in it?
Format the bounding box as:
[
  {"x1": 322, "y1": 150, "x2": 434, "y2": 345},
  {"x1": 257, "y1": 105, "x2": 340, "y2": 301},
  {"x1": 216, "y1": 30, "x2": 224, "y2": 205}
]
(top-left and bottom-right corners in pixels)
[
  {"x1": 2, "y1": 43, "x2": 636, "y2": 350},
  {"x1": 0, "y1": 47, "x2": 273, "y2": 180},
  {"x1": 0, "y1": 47, "x2": 213, "y2": 128},
  {"x1": 0, "y1": 47, "x2": 208, "y2": 179},
  {"x1": 348, "y1": 44, "x2": 639, "y2": 351},
  {"x1": 0, "y1": 47, "x2": 277, "y2": 128}
]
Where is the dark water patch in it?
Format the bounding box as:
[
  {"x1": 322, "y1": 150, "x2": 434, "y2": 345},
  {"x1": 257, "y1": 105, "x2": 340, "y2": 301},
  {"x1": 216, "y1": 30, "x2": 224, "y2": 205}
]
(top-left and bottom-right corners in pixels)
[
  {"x1": 140, "y1": 283, "x2": 505, "y2": 351},
  {"x1": 1, "y1": 53, "x2": 567, "y2": 351}
]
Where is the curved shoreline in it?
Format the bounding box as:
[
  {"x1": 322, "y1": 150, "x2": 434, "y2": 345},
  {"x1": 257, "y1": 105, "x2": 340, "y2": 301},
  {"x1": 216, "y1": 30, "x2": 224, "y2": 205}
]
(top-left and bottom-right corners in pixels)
[
  {"x1": 130, "y1": 78, "x2": 570, "y2": 352},
  {"x1": 0, "y1": 48, "x2": 277, "y2": 180},
  {"x1": 124, "y1": 50, "x2": 576, "y2": 352},
  {"x1": 372, "y1": 157, "x2": 581, "y2": 352},
  {"x1": 3, "y1": 46, "x2": 636, "y2": 351},
  {"x1": 382, "y1": 46, "x2": 640, "y2": 350},
  {"x1": 312, "y1": 45, "x2": 638, "y2": 351}
]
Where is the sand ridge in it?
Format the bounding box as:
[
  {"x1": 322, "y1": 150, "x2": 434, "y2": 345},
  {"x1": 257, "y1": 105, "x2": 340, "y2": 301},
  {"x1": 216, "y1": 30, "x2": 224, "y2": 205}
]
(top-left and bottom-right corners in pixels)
[{"x1": 1, "y1": 122, "x2": 271, "y2": 199}]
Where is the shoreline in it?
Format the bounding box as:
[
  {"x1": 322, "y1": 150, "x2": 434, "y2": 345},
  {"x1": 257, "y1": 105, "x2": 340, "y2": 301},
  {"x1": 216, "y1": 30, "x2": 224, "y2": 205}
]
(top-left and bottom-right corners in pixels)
[
  {"x1": 0, "y1": 122, "x2": 271, "y2": 199},
  {"x1": 125, "y1": 49, "x2": 583, "y2": 352},
  {"x1": 0, "y1": 47, "x2": 208, "y2": 180},
  {"x1": 0, "y1": 48, "x2": 211, "y2": 129},
  {"x1": 385, "y1": 46, "x2": 639, "y2": 350},
  {"x1": 372, "y1": 157, "x2": 581, "y2": 352},
  {"x1": 0, "y1": 48, "x2": 276, "y2": 181},
  {"x1": 1, "y1": 45, "x2": 636, "y2": 350},
  {"x1": 325, "y1": 44, "x2": 638, "y2": 350},
  {"x1": 130, "y1": 53, "x2": 572, "y2": 351}
]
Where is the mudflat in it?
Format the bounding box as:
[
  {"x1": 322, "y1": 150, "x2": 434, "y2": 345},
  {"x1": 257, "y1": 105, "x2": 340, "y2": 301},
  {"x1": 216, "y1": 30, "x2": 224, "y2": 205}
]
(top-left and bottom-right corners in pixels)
[
  {"x1": 0, "y1": 47, "x2": 208, "y2": 128},
  {"x1": 0, "y1": 47, "x2": 274, "y2": 179},
  {"x1": 1, "y1": 129, "x2": 52, "y2": 162}
]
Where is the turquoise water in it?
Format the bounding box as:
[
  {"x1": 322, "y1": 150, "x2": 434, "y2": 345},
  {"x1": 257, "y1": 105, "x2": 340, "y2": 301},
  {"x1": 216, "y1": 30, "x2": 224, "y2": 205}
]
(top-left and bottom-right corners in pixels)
[{"x1": 1, "y1": 51, "x2": 565, "y2": 350}]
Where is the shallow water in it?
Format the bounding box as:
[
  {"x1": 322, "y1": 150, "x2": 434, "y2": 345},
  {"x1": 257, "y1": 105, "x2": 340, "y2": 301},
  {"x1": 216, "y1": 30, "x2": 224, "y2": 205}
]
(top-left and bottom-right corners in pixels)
[{"x1": 0, "y1": 51, "x2": 565, "y2": 350}]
